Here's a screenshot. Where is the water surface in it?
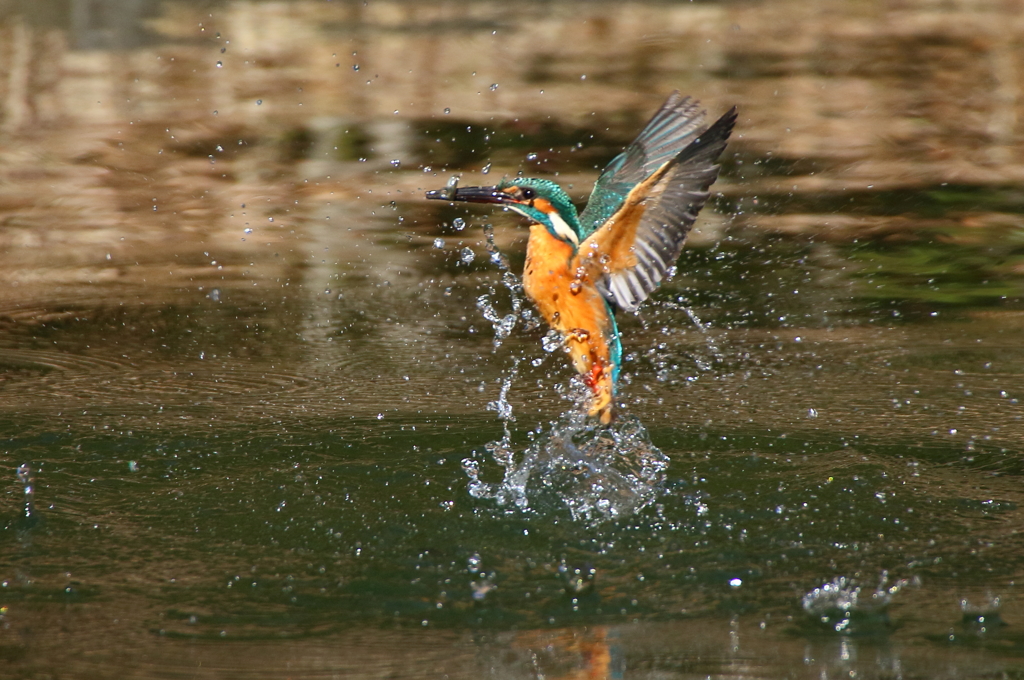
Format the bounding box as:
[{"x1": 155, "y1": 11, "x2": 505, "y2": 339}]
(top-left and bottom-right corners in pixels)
[{"x1": 3, "y1": 0, "x2": 1024, "y2": 677}]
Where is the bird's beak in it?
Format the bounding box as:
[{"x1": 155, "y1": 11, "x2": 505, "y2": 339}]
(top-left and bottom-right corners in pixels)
[{"x1": 425, "y1": 185, "x2": 511, "y2": 204}]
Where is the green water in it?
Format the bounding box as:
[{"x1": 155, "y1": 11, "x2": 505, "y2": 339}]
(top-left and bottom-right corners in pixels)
[{"x1": 4, "y1": 219, "x2": 1024, "y2": 676}]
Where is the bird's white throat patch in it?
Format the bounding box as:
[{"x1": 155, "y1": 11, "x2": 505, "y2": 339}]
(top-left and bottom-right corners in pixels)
[
  {"x1": 510, "y1": 204, "x2": 579, "y2": 246},
  {"x1": 548, "y1": 210, "x2": 580, "y2": 246}
]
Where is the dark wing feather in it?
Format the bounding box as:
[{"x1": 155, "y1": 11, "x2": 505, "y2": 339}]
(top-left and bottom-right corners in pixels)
[
  {"x1": 595, "y1": 107, "x2": 737, "y2": 312},
  {"x1": 577, "y1": 92, "x2": 707, "y2": 238}
]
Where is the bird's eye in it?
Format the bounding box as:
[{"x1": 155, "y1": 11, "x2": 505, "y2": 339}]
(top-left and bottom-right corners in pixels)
[{"x1": 519, "y1": 187, "x2": 536, "y2": 200}]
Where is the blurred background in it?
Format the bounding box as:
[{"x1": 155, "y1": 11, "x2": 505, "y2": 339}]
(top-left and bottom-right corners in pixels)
[{"x1": 2, "y1": 0, "x2": 1024, "y2": 678}]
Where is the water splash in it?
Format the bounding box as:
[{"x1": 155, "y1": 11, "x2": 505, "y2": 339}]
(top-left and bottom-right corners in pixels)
[
  {"x1": 464, "y1": 406, "x2": 669, "y2": 523},
  {"x1": 475, "y1": 223, "x2": 532, "y2": 350},
  {"x1": 682, "y1": 305, "x2": 725, "y2": 366},
  {"x1": 651, "y1": 298, "x2": 726, "y2": 377},
  {"x1": 802, "y1": 573, "x2": 920, "y2": 634},
  {"x1": 14, "y1": 463, "x2": 39, "y2": 534},
  {"x1": 17, "y1": 463, "x2": 33, "y2": 515}
]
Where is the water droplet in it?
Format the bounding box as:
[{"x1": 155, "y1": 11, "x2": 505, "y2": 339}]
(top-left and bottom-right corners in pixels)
[
  {"x1": 433, "y1": 238, "x2": 445, "y2": 250},
  {"x1": 471, "y1": 578, "x2": 495, "y2": 600},
  {"x1": 730, "y1": 578, "x2": 743, "y2": 588},
  {"x1": 443, "y1": 107, "x2": 451, "y2": 114},
  {"x1": 459, "y1": 247, "x2": 475, "y2": 264},
  {"x1": 216, "y1": 61, "x2": 223, "y2": 68},
  {"x1": 377, "y1": 413, "x2": 384, "y2": 420},
  {"x1": 452, "y1": 217, "x2": 466, "y2": 231},
  {"x1": 808, "y1": 408, "x2": 818, "y2": 418},
  {"x1": 255, "y1": 99, "x2": 262, "y2": 105},
  {"x1": 481, "y1": 162, "x2": 492, "y2": 175},
  {"x1": 490, "y1": 83, "x2": 498, "y2": 91},
  {"x1": 467, "y1": 553, "x2": 481, "y2": 573},
  {"x1": 526, "y1": 153, "x2": 538, "y2": 161},
  {"x1": 390, "y1": 159, "x2": 401, "y2": 167},
  {"x1": 352, "y1": 64, "x2": 359, "y2": 71},
  {"x1": 244, "y1": 228, "x2": 253, "y2": 234}
]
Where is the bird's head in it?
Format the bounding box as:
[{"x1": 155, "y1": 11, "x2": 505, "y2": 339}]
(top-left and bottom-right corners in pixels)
[{"x1": 426, "y1": 177, "x2": 582, "y2": 247}]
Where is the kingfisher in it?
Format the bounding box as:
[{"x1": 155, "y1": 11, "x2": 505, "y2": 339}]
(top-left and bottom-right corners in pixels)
[{"x1": 427, "y1": 92, "x2": 736, "y2": 424}]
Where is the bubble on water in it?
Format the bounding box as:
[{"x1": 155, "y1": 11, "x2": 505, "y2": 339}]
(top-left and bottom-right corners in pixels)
[
  {"x1": 444, "y1": 107, "x2": 451, "y2": 114},
  {"x1": 459, "y1": 247, "x2": 475, "y2": 265},
  {"x1": 467, "y1": 553, "x2": 482, "y2": 573},
  {"x1": 452, "y1": 217, "x2": 466, "y2": 231},
  {"x1": 256, "y1": 99, "x2": 262, "y2": 105}
]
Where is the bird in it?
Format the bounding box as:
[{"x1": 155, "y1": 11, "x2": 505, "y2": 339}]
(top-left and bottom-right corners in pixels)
[{"x1": 426, "y1": 92, "x2": 736, "y2": 424}]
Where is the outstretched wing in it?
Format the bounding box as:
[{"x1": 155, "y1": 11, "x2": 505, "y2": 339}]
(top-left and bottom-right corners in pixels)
[
  {"x1": 577, "y1": 92, "x2": 708, "y2": 239},
  {"x1": 575, "y1": 107, "x2": 737, "y2": 313}
]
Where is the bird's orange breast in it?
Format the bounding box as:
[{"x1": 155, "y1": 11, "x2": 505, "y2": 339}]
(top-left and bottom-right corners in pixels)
[{"x1": 522, "y1": 223, "x2": 615, "y2": 415}]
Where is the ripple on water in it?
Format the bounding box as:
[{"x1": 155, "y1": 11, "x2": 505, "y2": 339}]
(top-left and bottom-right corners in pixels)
[{"x1": 0, "y1": 346, "x2": 324, "y2": 412}]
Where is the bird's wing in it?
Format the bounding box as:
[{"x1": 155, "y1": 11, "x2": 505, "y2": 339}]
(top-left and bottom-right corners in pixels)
[
  {"x1": 574, "y1": 107, "x2": 737, "y2": 313},
  {"x1": 577, "y1": 92, "x2": 708, "y2": 239}
]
